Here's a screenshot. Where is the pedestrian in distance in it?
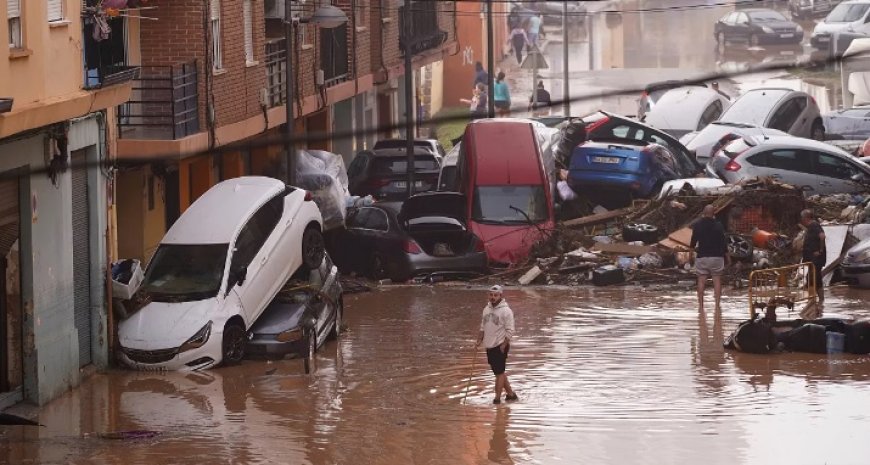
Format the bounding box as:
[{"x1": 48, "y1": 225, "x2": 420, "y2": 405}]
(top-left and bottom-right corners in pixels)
[
  {"x1": 509, "y1": 23, "x2": 531, "y2": 65},
  {"x1": 460, "y1": 83, "x2": 489, "y2": 120},
  {"x1": 473, "y1": 61, "x2": 489, "y2": 89},
  {"x1": 691, "y1": 204, "x2": 729, "y2": 312},
  {"x1": 527, "y1": 12, "x2": 543, "y2": 48},
  {"x1": 476, "y1": 285, "x2": 518, "y2": 405},
  {"x1": 800, "y1": 208, "x2": 826, "y2": 305},
  {"x1": 711, "y1": 81, "x2": 731, "y2": 101},
  {"x1": 528, "y1": 81, "x2": 552, "y2": 115},
  {"x1": 493, "y1": 71, "x2": 511, "y2": 117}
]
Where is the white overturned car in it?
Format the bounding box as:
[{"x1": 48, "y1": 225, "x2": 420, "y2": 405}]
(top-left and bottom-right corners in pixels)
[{"x1": 118, "y1": 177, "x2": 325, "y2": 371}]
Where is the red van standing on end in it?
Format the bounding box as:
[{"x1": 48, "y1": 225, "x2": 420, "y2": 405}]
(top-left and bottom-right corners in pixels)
[{"x1": 457, "y1": 119, "x2": 556, "y2": 268}]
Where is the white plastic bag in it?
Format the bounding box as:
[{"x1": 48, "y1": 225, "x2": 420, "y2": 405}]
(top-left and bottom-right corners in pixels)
[
  {"x1": 557, "y1": 180, "x2": 578, "y2": 201},
  {"x1": 295, "y1": 150, "x2": 350, "y2": 230}
]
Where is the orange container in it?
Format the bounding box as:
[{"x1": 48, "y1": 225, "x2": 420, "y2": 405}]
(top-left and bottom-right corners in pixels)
[{"x1": 752, "y1": 229, "x2": 778, "y2": 249}]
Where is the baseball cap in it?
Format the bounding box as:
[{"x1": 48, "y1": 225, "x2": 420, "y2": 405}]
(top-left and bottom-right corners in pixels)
[{"x1": 489, "y1": 285, "x2": 503, "y2": 294}]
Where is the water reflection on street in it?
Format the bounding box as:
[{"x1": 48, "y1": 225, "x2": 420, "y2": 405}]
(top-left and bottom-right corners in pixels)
[{"x1": 3, "y1": 285, "x2": 870, "y2": 464}]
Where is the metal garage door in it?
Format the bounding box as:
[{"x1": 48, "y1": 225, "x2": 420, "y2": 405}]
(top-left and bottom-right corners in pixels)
[{"x1": 71, "y1": 150, "x2": 92, "y2": 367}]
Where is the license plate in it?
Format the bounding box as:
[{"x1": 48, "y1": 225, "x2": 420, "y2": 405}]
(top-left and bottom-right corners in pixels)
[
  {"x1": 395, "y1": 181, "x2": 424, "y2": 188},
  {"x1": 781, "y1": 33, "x2": 794, "y2": 38},
  {"x1": 592, "y1": 156, "x2": 621, "y2": 164},
  {"x1": 818, "y1": 36, "x2": 830, "y2": 42}
]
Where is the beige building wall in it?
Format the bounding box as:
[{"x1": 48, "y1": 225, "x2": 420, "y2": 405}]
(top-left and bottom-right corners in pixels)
[{"x1": 429, "y1": 61, "x2": 444, "y2": 117}]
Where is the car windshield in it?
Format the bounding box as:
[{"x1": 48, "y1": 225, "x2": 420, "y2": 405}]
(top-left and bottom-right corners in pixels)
[
  {"x1": 141, "y1": 244, "x2": 228, "y2": 301},
  {"x1": 720, "y1": 90, "x2": 789, "y2": 125},
  {"x1": 372, "y1": 156, "x2": 439, "y2": 174},
  {"x1": 749, "y1": 11, "x2": 787, "y2": 22},
  {"x1": 827, "y1": 2, "x2": 870, "y2": 22},
  {"x1": 472, "y1": 186, "x2": 548, "y2": 224}
]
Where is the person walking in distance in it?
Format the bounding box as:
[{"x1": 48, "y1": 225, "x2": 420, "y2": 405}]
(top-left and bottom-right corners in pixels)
[
  {"x1": 508, "y1": 23, "x2": 531, "y2": 65},
  {"x1": 493, "y1": 72, "x2": 512, "y2": 117},
  {"x1": 691, "y1": 205, "x2": 729, "y2": 312},
  {"x1": 476, "y1": 285, "x2": 518, "y2": 404},
  {"x1": 527, "y1": 12, "x2": 543, "y2": 48},
  {"x1": 800, "y1": 209, "x2": 826, "y2": 305}
]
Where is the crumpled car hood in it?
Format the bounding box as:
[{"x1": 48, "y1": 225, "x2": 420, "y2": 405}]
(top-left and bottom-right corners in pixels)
[
  {"x1": 471, "y1": 221, "x2": 554, "y2": 266},
  {"x1": 119, "y1": 298, "x2": 219, "y2": 350}
]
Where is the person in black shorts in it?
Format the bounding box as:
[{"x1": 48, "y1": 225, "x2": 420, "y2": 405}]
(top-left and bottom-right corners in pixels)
[{"x1": 476, "y1": 285, "x2": 518, "y2": 404}]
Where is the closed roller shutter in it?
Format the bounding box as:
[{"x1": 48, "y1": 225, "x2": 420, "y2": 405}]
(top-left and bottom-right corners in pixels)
[
  {"x1": 47, "y1": 0, "x2": 64, "y2": 22},
  {"x1": 71, "y1": 151, "x2": 92, "y2": 367},
  {"x1": 0, "y1": 179, "x2": 19, "y2": 258}
]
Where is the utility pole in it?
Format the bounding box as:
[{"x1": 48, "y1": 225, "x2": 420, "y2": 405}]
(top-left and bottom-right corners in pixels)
[
  {"x1": 284, "y1": 0, "x2": 296, "y2": 186},
  {"x1": 562, "y1": 1, "x2": 570, "y2": 117},
  {"x1": 404, "y1": 2, "x2": 415, "y2": 198},
  {"x1": 486, "y1": 0, "x2": 495, "y2": 118},
  {"x1": 588, "y1": 11, "x2": 594, "y2": 72}
]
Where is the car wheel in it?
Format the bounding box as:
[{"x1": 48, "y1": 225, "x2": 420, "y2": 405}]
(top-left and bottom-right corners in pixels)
[
  {"x1": 221, "y1": 322, "x2": 246, "y2": 365},
  {"x1": 749, "y1": 34, "x2": 760, "y2": 47},
  {"x1": 369, "y1": 252, "x2": 387, "y2": 280},
  {"x1": 329, "y1": 299, "x2": 343, "y2": 341},
  {"x1": 303, "y1": 328, "x2": 317, "y2": 374},
  {"x1": 728, "y1": 234, "x2": 754, "y2": 262},
  {"x1": 301, "y1": 226, "x2": 326, "y2": 271},
  {"x1": 811, "y1": 120, "x2": 825, "y2": 141},
  {"x1": 623, "y1": 223, "x2": 660, "y2": 244}
]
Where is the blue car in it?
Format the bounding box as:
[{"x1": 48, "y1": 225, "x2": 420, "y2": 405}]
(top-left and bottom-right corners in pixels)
[{"x1": 567, "y1": 141, "x2": 680, "y2": 207}]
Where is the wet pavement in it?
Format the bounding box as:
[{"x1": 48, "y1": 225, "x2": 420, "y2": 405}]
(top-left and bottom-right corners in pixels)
[{"x1": 3, "y1": 284, "x2": 870, "y2": 464}]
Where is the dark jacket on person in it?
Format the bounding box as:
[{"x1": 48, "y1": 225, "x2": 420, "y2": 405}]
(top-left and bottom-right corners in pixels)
[
  {"x1": 802, "y1": 220, "x2": 825, "y2": 262},
  {"x1": 690, "y1": 217, "x2": 727, "y2": 258}
]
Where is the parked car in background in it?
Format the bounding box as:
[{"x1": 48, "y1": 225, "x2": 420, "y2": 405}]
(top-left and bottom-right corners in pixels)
[
  {"x1": 840, "y1": 235, "x2": 870, "y2": 287},
  {"x1": 811, "y1": 0, "x2": 870, "y2": 49},
  {"x1": 459, "y1": 119, "x2": 556, "y2": 267},
  {"x1": 638, "y1": 80, "x2": 707, "y2": 120},
  {"x1": 347, "y1": 148, "x2": 442, "y2": 200},
  {"x1": 245, "y1": 254, "x2": 342, "y2": 363},
  {"x1": 334, "y1": 193, "x2": 489, "y2": 281},
  {"x1": 789, "y1": 0, "x2": 838, "y2": 19},
  {"x1": 707, "y1": 135, "x2": 870, "y2": 193},
  {"x1": 683, "y1": 88, "x2": 825, "y2": 161},
  {"x1": 567, "y1": 140, "x2": 682, "y2": 207},
  {"x1": 372, "y1": 138, "x2": 447, "y2": 156},
  {"x1": 118, "y1": 177, "x2": 326, "y2": 371},
  {"x1": 643, "y1": 86, "x2": 731, "y2": 139},
  {"x1": 823, "y1": 106, "x2": 870, "y2": 139},
  {"x1": 715, "y1": 9, "x2": 804, "y2": 46}
]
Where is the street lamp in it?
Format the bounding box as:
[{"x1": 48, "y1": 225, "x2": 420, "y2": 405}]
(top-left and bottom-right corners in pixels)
[{"x1": 285, "y1": 1, "x2": 349, "y2": 186}]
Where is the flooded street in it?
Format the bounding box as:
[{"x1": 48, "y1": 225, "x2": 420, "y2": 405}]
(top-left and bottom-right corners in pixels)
[{"x1": 3, "y1": 285, "x2": 870, "y2": 464}]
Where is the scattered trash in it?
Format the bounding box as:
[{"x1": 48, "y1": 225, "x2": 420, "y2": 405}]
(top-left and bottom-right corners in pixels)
[
  {"x1": 518, "y1": 266, "x2": 544, "y2": 285},
  {"x1": 592, "y1": 265, "x2": 625, "y2": 286}
]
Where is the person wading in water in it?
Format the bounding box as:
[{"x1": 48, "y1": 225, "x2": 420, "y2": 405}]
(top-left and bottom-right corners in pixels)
[{"x1": 476, "y1": 285, "x2": 518, "y2": 404}]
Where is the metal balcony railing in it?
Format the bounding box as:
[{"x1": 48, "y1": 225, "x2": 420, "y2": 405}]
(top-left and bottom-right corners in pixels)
[
  {"x1": 398, "y1": 2, "x2": 448, "y2": 56},
  {"x1": 117, "y1": 60, "x2": 200, "y2": 140},
  {"x1": 321, "y1": 25, "x2": 350, "y2": 87},
  {"x1": 265, "y1": 39, "x2": 287, "y2": 108}
]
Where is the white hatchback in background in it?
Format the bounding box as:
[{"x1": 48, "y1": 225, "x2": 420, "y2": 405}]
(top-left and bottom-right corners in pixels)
[
  {"x1": 118, "y1": 176, "x2": 326, "y2": 371},
  {"x1": 811, "y1": 0, "x2": 870, "y2": 49},
  {"x1": 707, "y1": 135, "x2": 870, "y2": 194},
  {"x1": 683, "y1": 88, "x2": 824, "y2": 162},
  {"x1": 643, "y1": 87, "x2": 731, "y2": 139}
]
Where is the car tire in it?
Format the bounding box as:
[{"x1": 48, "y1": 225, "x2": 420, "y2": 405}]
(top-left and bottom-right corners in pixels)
[
  {"x1": 749, "y1": 34, "x2": 760, "y2": 47},
  {"x1": 303, "y1": 327, "x2": 317, "y2": 374},
  {"x1": 301, "y1": 226, "x2": 326, "y2": 271},
  {"x1": 728, "y1": 234, "x2": 754, "y2": 262},
  {"x1": 221, "y1": 322, "x2": 246, "y2": 366},
  {"x1": 811, "y1": 120, "x2": 825, "y2": 141},
  {"x1": 329, "y1": 299, "x2": 343, "y2": 341},
  {"x1": 369, "y1": 252, "x2": 387, "y2": 280},
  {"x1": 623, "y1": 223, "x2": 660, "y2": 244}
]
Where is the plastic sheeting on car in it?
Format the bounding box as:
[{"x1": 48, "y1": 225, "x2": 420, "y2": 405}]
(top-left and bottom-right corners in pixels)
[{"x1": 295, "y1": 150, "x2": 350, "y2": 231}]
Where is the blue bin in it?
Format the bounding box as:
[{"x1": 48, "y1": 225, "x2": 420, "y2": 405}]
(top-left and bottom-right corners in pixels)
[{"x1": 826, "y1": 331, "x2": 845, "y2": 354}]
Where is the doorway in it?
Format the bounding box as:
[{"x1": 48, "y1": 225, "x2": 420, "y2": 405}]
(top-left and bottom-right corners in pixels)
[{"x1": 1, "y1": 176, "x2": 23, "y2": 392}]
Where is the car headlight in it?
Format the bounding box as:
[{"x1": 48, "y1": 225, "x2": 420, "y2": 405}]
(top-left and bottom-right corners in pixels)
[
  {"x1": 762, "y1": 26, "x2": 774, "y2": 34},
  {"x1": 179, "y1": 321, "x2": 212, "y2": 353},
  {"x1": 275, "y1": 328, "x2": 304, "y2": 343}
]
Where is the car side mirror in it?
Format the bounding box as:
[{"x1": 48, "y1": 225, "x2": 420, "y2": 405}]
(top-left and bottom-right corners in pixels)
[
  {"x1": 852, "y1": 173, "x2": 869, "y2": 184},
  {"x1": 231, "y1": 266, "x2": 248, "y2": 287}
]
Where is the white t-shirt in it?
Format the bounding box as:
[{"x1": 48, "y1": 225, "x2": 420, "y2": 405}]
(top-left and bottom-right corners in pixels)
[{"x1": 480, "y1": 300, "x2": 515, "y2": 349}]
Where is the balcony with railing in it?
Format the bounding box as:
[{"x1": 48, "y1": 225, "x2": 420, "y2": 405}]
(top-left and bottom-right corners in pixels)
[
  {"x1": 398, "y1": 1, "x2": 448, "y2": 56},
  {"x1": 265, "y1": 39, "x2": 287, "y2": 108},
  {"x1": 117, "y1": 61, "x2": 200, "y2": 140},
  {"x1": 82, "y1": 3, "x2": 140, "y2": 89},
  {"x1": 321, "y1": 25, "x2": 350, "y2": 87}
]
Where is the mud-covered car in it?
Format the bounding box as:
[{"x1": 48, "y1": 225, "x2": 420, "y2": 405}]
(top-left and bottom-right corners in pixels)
[
  {"x1": 334, "y1": 193, "x2": 489, "y2": 282},
  {"x1": 245, "y1": 254, "x2": 343, "y2": 361}
]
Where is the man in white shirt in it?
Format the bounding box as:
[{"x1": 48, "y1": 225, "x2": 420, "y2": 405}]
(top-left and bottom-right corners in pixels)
[
  {"x1": 528, "y1": 13, "x2": 542, "y2": 48},
  {"x1": 476, "y1": 285, "x2": 518, "y2": 404}
]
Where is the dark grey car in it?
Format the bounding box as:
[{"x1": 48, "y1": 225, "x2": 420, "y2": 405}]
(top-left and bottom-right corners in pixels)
[{"x1": 245, "y1": 254, "x2": 343, "y2": 363}]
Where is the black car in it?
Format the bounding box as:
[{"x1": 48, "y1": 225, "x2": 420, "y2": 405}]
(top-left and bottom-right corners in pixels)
[
  {"x1": 347, "y1": 148, "x2": 442, "y2": 201},
  {"x1": 245, "y1": 254, "x2": 343, "y2": 365},
  {"x1": 714, "y1": 9, "x2": 804, "y2": 47},
  {"x1": 334, "y1": 192, "x2": 489, "y2": 282}
]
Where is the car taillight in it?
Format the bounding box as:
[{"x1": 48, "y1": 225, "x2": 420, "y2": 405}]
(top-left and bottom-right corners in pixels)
[
  {"x1": 366, "y1": 179, "x2": 391, "y2": 189},
  {"x1": 403, "y1": 239, "x2": 422, "y2": 254},
  {"x1": 304, "y1": 190, "x2": 314, "y2": 201},
  {"x1": 474, "y1": 238, "x2": 486, "y2": 253},
  {"x1": 725, "y1": 160, "x2": 742, "y2": 172}
]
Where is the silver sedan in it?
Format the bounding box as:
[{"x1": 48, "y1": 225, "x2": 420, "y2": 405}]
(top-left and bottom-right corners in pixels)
[{"x1": 707, "y1": 135, "x2": 870, "y2": 194}]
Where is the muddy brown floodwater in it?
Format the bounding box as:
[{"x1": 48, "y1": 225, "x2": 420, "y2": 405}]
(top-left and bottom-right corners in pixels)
[{"x1": 3, "y1": 285, "x2": 870, "y2": 464}]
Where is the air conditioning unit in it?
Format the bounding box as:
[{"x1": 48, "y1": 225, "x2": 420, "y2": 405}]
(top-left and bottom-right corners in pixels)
[{"x1": 264, "y1": 0, "x2": 307, "y2": 19}]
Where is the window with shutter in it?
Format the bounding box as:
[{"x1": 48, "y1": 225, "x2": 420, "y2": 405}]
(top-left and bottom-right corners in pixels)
[
  {"x1": 243, "y1": 0, "x2": 254, "y2": 63},
  {"x1": 210, "y1": 0, "x2": 223, "y2": 70},
  {"x1": 47, "y1": 0, "x2": 64, "y2": 22},
  {"x1": 7, "y1": 0, "x2": 22, "y2": 48}
]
